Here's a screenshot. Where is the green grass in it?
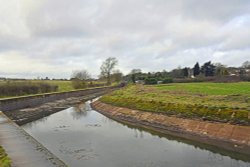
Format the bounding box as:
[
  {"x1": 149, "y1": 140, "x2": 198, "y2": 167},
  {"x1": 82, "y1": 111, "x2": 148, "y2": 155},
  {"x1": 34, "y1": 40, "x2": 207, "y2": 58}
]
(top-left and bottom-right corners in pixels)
[
  {"x1": 100, "y1": 82, "x2": 250, "y2": 125},
  {"x1": 0, "y1": 80, "x2": 108, "y2": 99},
  {"x1": 0, "y1": 146, "x2": 11, "y2": 167},
  {"x1": 0, "y1": 80, "x2": 75, "y2": 93},
  {"x1": 42, "y1": 80, "x2": 74, "y2": 92},
  {"x1": 155, "y1": 82, "x2": 250, "y2": 96}
]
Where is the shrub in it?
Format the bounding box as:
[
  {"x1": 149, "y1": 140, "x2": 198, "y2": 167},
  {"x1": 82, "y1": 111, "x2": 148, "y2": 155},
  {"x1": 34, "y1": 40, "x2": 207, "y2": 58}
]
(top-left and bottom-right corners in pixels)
[
  {"x1": 0, "y1": 81, "x2": 58, "y2": 97},
  {"x1": 162, "y1": 78, "x2": 173, "y2": 84},
  {"x1": 0, "y1": 146, "x2": 11, "y2": 167},
  {"x1": 144, "y1": 78, "x2": 157, "y2": 85},
  {"x1": 71, "y1": 80, "x2": 88, "y2": 89}
]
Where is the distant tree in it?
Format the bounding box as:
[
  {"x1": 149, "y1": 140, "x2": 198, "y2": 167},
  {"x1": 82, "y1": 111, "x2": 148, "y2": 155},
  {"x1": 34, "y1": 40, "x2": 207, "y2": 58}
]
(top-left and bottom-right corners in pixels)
[
  {"x1": 242, "y1": 61, "x2": 250, "y2": 69},
  {"x1": 170, "y1": 66, "x2": 184, "y2": 78},
  {"x1": 100, "y1": 57, "x2": 118, "y2": 85},
  {"x1": 111, "y1": 69, "x2": 123, "y2": 83},
  {"x1": 201, "y1": 61, "x2": 216, "y2": 77},
  {"x1": 71, "y1": 69, "x2": 91, "y2": 89},
  {"x1": 161, "y1": 70, "x2": 169, "y2": 78},
  {"x1": 193, "y1": 62, "x2": 200, "y2": 76},
  {"x1": 182, "y1": 67, "x2": 189, "y2": 77},
  {"x1": 214, "y1": 63, "x2": 228, "y2": 76},
  {"x1": 130, "y1": 69, "x2": 142, "y2": 83},
  {"x1": 130, "y1": 69, "x2": 142, "y2": 74},
  {"x1": 144, "y1": 77, "x2": 157, "y2": 85},
  {"x1": 71, "y1": 70, "x2": 91, "y2": 80}
]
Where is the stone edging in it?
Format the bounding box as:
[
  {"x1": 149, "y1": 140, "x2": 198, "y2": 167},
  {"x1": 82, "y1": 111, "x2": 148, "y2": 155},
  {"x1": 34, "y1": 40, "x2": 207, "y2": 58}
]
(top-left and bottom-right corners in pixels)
[
  {"x1": 0, "y1": 111, "x2": 68, "y2": 167},
  {"x1": 91, "y1": 100, "x2": 250, "y2": 156}
]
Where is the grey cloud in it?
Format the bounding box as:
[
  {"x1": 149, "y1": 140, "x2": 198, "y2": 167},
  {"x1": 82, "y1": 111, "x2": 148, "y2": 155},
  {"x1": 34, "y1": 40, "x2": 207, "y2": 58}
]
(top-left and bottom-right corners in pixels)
[{"x1": 0, "y1": 0, "x2": 250, "y2": 78}]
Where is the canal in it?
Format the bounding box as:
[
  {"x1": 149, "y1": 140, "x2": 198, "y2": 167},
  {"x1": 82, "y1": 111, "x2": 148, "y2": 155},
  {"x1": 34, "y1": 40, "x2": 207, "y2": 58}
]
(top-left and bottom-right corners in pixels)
[{"x1": 22, "y1": 101, "x2": 250, "y2": 167}]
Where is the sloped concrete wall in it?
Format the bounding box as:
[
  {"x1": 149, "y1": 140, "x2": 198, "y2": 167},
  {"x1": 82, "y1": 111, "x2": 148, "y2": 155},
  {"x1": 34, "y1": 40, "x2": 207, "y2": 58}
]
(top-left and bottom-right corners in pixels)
[
  {"x1": 0, "y1": 86, "x2": 115, "y2": 111},
  {"x1": 92, "y1": 100, "x2": 250, "y2": 156}
]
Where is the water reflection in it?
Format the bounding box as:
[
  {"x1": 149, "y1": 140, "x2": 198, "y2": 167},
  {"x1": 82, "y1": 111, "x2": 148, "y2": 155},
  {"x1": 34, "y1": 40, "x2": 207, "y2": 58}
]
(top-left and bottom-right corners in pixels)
[
  {"x1": 22, "y1": 102, "x2": 250, "y2": 167},
  {"x1": 70, "y1": 102, "x2": 92, "y2": 120},
  {"x1": 116, "y1": 118, "x2": 250, "y2": 163}
]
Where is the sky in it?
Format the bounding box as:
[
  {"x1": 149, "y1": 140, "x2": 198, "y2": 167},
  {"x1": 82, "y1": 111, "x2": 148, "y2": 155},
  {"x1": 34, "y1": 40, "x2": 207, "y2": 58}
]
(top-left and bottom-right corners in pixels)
[{"x1": 0, "y1": 0, "x2": 250, "y2": 79}]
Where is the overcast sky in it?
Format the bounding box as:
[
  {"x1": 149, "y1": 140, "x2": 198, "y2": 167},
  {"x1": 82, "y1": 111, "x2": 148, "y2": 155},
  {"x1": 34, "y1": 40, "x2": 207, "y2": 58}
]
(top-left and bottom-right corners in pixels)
[{"x1": 0, "y1": 0, "x2": 250, "y2": 79}]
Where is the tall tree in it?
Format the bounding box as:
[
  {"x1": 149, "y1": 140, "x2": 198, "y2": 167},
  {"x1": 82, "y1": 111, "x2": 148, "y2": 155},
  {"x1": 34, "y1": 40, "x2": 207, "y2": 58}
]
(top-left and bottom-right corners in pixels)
[
  {"x1": 100, "y1": 57, "x2": 118, "y2": 85},
  {"x1": 201, "y1": 61, "x2": 216, "y2": 77},
  {"x1": 242, "y1": 61, "x2": 250, "y2": 69},
  {"x1": 182, "y1": 67, "x2": 189, "y2": 77},
  {"x1": 193, "y1": 62, "x2": 200, "y2": 76},
  {"x1": 130, "y1": 69, "x2": 142, "y2": 83},
  {"x1": 170, "y1": 66, "x2": 184, "y2": 78},
  {"x1": 214, "y1": 63, "x2": 228, "y2": 76}
]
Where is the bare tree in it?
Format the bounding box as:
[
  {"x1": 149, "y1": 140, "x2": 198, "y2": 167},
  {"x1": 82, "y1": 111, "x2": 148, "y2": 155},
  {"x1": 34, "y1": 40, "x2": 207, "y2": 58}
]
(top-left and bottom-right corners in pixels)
[
  {"x1": 100, "y1": 57, "x2": 118, "y2": 85},
  {"x1": 71, "y1": 69, "x2": 91, "y2": 81},
  {"x1": 242, "y1": 61, "x2": 250, "y2": 69},
  {"x1": 71, "y1": 69, "x2": 91, "y2": 89}
]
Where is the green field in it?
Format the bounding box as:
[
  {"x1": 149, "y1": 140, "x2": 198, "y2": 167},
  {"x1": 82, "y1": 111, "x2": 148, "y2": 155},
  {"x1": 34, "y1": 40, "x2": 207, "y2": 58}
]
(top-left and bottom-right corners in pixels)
[
  {"x1": 0, "y1": 80, "x2": 74, "y2": 92},
  {"x1": 0, "y1": 146, "x2": 11, "y2": 167},
  {"x1": 0, "y1": 80, "x2": 108, "y2": 99},
  {"x1": 40, "y1": 80, "x2": 74, "y2": 92},
  {"x1": 100, "y1": 82, "x2": 250, "y2": 125}
]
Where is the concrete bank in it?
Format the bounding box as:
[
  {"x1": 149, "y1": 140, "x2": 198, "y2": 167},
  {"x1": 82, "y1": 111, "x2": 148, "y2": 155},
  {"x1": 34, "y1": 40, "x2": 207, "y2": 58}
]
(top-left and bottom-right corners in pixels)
[
  {"x1": 0, "y1": 111, "x2": 67, "y2": 167},
  {"x1": 0, "y1": 86, "x2": 117, "y2": 166},
  {"x1": 0, "y1": 86, "x2": 115, "y2": 112},
  {"x1": 4, "y1": 90, "x2": 111, "y2": 125},
  {"x1": 91, "y1": 101, "x2": 250, "y2": 156}
]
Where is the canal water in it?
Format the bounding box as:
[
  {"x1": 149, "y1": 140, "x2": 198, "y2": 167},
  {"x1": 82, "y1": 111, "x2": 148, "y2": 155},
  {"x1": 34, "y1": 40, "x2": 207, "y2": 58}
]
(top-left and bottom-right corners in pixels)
[{"x1": 22, "y1": 101, "x2": 250, "y2": 167}]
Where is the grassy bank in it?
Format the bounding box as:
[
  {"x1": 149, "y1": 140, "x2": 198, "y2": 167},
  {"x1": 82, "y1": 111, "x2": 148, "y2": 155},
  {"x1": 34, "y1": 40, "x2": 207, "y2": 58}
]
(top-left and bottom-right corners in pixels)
[
  {"x1": 100, "y1": 82, "x2": 250, "y2": 125},
  {"x1": 0, "y1": 80, "x2": 73, "y2": 93},
  {"x1": 0, "y1": 80, "x2": 108, "y2": 98},
  {"x1": 0, "y1": 146, "x2": 11, "y2": 167}
]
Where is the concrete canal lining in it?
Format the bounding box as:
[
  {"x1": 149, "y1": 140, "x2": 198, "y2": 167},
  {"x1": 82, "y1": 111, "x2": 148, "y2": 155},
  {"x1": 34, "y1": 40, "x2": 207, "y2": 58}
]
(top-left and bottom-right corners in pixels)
[
  {"x1": 0, "y1": 111, "x2": 67, "y2": 167},
  {"x1": 91, "y1": 100, "x2": 250, "y2": 156},
  {"x1": 0, "y1": 86, "x2": 115, "y2": 112},
  {"x1": 0, "y1": 86, "x2": 117, "y2": 166}
]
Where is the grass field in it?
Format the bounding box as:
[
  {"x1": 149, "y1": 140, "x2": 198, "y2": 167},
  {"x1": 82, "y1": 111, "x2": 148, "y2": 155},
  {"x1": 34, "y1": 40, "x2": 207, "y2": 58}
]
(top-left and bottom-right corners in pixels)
[
  {"x1": 0, "y1": 80, "x2": 74, "y2": 92},
  {"x1": 100, "y1": 82, "x2": 250, "y2": 125},
  {"x1": 0, "y1": 146, "x2": 11, "y2": 167},
  {"x1": 0, "y1": 80, "x2": 108, "y2": 99},
  {"x1": 40, "y1": 80, "x2": 74, "y2": 92}
]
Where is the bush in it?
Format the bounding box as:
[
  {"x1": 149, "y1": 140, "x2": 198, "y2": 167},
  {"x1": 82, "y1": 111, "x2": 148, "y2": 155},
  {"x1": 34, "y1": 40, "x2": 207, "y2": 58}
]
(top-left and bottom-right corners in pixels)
[
  {"x1": 71, "y1": 80, "x2": 88, "y2": 89},
  {"x1": 0, "y1": 81, "x2": 58, "y2": 97},
  {"x1": 144, "y1": 78, "x2": 157, "y2": 85},
  {"x1": 162, "y1": 78, "x2": 173, "y2": 84},
  {"x1": 0, "y1": 146, "x2": 11, "y2": 167},
  {"x1": 88, "y1": 82, "x2": 107, "y2": 88}
]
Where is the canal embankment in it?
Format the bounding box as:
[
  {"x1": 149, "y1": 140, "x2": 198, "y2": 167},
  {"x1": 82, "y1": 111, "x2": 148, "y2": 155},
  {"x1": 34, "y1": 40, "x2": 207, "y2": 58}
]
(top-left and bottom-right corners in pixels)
[
  {"x1": 91, "y1": 100, "x2": 250, "y2": 156},
  {"x1": 0, "y1": 86, "x2": 117, "y2": 166},
  {"x1": 0, "y1": 111, "x2": 68, "y2": 167},
  {"x1": 1, "y1": 86, "x2": 117, "y2": 125}
]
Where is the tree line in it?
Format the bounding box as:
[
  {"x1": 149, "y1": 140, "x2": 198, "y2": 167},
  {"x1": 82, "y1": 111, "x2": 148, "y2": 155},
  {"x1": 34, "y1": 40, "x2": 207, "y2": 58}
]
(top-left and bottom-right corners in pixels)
[
  {"x1": 71, "y1": 59, "x2": 250, "y2": 88},
  {"x1": 123, "y1": 61, "x2": 250, "y2": 85}
]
